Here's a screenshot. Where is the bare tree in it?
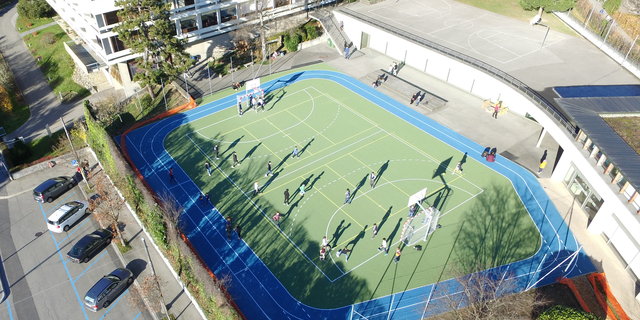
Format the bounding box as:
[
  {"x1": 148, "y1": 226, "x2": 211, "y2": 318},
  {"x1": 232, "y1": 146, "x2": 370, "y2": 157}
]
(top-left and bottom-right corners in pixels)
[
  {"x1": 430, "y1": 262, "x2": 547, "y2": 320},
  {"x1": 127, "y1": 275, "x2": 168, "y2": 315},
  {"x1": 157, "y1": 190, "x2": 184, "y2": 244},
  {"x1": 89, "y1": 93, "x2": 125, "y2": 126},
  {"x1": 234, "y1": 0, "x2": 273, "y2": 60},
  {"x1": 89, "y1": 174, "x2": 127, "y2": 246}
]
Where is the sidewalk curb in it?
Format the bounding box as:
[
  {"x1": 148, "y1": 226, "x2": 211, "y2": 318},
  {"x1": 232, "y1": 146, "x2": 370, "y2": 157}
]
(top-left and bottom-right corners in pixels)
[{"x1": 89, "y1": 148, "x2": 207, "y2": 320}]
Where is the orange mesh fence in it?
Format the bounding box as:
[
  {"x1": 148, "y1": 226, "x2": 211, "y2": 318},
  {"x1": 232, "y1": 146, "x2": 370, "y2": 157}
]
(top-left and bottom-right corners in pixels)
[
  {"x1": 587, "y1": 273, "x2": 630, "y2": 320},
  {"x1": 118, "y1": 97, "x2": 247, "y2": 319},
  {"x1": 558, "y1": 277, "x2": 590, "y2": 313}
]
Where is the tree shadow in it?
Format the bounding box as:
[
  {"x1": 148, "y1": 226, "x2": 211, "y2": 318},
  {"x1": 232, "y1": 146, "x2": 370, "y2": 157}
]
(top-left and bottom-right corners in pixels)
[{"x1": 455, "y1": 184, "x2": 541, "y2": 273}]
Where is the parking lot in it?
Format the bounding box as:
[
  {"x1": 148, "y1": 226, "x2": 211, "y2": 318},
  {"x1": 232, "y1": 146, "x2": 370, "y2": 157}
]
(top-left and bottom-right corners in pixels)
[{"x1": 0, "y1": 164, "x2": 152, "y2": 320}]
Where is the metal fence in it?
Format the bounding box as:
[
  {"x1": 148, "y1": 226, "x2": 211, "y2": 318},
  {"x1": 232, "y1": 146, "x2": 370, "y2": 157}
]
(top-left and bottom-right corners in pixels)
[
  {"x1": 339, "y1": 8, "x2": 578, "y2": 137},
  {"x1": 563, "y1": 0, "x2": 640, "y2": 73}
]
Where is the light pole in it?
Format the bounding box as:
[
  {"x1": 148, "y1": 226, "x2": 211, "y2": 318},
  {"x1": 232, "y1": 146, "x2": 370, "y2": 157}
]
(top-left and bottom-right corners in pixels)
[
  {"x1": 141, "y1": 237, "x2": 169, "y2": 318},
  {"x1": 60, "y1": 117, "x2": 88, "y2": 200}
]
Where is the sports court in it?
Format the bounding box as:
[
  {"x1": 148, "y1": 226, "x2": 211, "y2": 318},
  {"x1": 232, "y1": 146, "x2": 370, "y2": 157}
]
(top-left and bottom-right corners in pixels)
[{"x1": 122, "y1": 65, "x2": 595, "y2": 319}]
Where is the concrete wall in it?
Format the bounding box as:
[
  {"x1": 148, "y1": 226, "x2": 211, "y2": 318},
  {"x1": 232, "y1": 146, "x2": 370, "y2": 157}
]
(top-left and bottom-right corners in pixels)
[{"x1": 334, "y1": 11, "x2": 640, "y2": 279}]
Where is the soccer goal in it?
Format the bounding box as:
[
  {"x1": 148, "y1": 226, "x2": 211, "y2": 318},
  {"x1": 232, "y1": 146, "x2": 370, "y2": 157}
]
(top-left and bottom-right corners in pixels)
[{"x1": 401, "y1": 188, "x2": 441, "y2": 246}]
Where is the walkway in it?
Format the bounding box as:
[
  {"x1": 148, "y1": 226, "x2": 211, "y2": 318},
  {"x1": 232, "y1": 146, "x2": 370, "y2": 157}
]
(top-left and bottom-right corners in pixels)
[{"x1": 0, "y1": 2, "x2": 85, "y2": 143}]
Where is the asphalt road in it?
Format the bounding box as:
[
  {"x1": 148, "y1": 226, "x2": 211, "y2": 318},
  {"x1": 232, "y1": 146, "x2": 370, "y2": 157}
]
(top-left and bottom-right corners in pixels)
[{"x1": 0, "y1": 166, "x2": 153, "y2": 320}]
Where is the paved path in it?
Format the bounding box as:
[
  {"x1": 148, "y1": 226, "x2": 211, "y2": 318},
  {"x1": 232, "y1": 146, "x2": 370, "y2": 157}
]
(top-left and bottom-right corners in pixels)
[
  {"x1": 0, "y1": 2, "x2": 84, "y2": 142},
  {"x1": 18, "y1": 21, "x2": 57, "y2": 37}
]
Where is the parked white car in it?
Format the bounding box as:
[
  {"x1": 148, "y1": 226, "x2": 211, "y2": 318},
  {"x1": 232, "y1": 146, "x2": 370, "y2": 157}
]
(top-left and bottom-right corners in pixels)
[{"x1": 47, "y1": 200, "x2": 90, "y2": 233}]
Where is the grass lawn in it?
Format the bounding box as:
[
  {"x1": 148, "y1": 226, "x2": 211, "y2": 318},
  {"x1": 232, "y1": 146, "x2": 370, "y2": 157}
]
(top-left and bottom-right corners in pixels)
[
  {"x1": 454, "y1": 0, "x2": 577, "y2": 36},
  {"x1": 15, "y1": 15, "x2": 55, "y2": 31},
  {"x1": 604, "y1": 117, "x2": 640, "y2": 155},
  {"x1": 23, "y1": 25, "x2": 90, "y2": 102},
  {"x1": 106, "y1": 84, "x2": 189, "y2": 135}
]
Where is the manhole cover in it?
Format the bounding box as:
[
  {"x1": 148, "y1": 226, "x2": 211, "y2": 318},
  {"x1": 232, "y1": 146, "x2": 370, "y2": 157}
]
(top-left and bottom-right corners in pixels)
[{"x1": 35, "y1": 232, "x2": 43, "y2": 237}]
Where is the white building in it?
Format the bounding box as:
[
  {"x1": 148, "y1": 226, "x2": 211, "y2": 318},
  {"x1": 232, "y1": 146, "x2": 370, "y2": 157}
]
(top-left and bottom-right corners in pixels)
[
  {"x1": 47, "y1": 0, "x2": 317, "y2": 94},
  {"x1": 333, "y1": 7, "x2": 640, "y2": 286}
]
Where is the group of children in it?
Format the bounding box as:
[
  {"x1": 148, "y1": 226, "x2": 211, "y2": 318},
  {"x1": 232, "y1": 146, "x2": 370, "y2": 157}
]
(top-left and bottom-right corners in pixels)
[{"x1": 237, "y1": 93, "x2": 266, "y2": 116}]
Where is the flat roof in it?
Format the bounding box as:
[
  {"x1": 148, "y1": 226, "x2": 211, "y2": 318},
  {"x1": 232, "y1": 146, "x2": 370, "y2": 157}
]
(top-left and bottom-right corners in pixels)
[{"x1": 554, "y1": 96, "x2": 640, "y2": 192}]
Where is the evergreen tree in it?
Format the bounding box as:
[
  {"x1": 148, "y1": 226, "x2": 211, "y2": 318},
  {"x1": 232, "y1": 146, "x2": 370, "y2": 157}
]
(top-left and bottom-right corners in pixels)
[
  {"x1": 17, "y1": 0, "x2": 51, "y2": 19},
  {"x1": 113, "y1": 0, "x2": 192, "y2": 98}
]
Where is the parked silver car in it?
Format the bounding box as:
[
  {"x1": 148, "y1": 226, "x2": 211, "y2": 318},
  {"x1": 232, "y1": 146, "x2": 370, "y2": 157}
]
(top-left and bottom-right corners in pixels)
[{"x1": 84, "y1": 268, "x2": 133, "y2": 312}]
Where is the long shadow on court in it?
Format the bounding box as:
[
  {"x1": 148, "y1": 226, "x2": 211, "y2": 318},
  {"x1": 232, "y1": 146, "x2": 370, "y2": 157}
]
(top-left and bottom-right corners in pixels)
[
  {"x1": 330, "y1": 219, "x2": 351, "y2": 248},
  {"x1": 351, "y1": 173, "x2": 368, "y2": 202},
  {"x1": 299, "y1": 138, "x2": 314, "y2": 157},
  {"x1": 386, "y1": 218, "x2": 403, "y2": 244},
  {"x1": 455, "y1": 184, "x2": 541, "y2": 273},
  {"x1": 241, "y1": 142, "x2": 262, "y2": 162},
  {"x1": 375, "y1": 160, "x2": 389, "y2": 186},
  {"x1": 377, "y1": 206, "x2": 393, "y2": 230}
]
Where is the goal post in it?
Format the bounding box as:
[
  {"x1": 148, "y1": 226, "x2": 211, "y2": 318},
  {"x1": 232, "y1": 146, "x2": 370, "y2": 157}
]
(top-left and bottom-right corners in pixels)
[{"x1": 401, "y1": 188, "x2": 441, "y2": 246}]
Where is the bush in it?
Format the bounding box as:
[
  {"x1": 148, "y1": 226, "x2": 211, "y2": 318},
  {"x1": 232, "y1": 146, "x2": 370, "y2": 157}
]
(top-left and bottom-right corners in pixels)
[
  {"x1": 306, "y1": 24, "x2": 318, "y2": 40},
  {"x1": 537, "y1": 305, "x2": 603, "y2": 320},
  {"x1": 40, "y1": 32, "x2": 56, "y2": 45},
  {"x1": 0, "y1": 85, "x2": 11, "y2": 114},
  {"x1": 17, "y1": 0, "x2": 51, "y2": 19},
  {"x1": 296, "y1": 26, "x2": 307, "y2": 42},
  {"x1": 603, "y1": 0, "x2": 622, "y2": 14},
  {"x1": 9, "y1": 138, "x2": 31, "y2": 163},
  {"x1": 284, "y1": 33, "x2": 300, "y2": 52},
  {"x1": 518, "y1": 0, "x2": 577, "y2": 12}
]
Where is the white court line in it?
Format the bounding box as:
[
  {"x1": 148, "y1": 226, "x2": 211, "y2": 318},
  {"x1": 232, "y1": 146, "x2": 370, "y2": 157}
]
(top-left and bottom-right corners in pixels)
[
  {"x1": 308, "y1": 86, "x2": 485, "y2": 194},
  {"x1": 186, "y1": 134, "x2": 335, "y2": 282},
  {"x1": 191, "y1": 87, "x2": 318, "y2": 144}
]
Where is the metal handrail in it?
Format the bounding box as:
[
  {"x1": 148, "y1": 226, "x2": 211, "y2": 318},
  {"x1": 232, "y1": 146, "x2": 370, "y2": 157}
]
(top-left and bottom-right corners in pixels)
[{"x1": 339, "y1": 8, "x2": 577, "y2": 136}]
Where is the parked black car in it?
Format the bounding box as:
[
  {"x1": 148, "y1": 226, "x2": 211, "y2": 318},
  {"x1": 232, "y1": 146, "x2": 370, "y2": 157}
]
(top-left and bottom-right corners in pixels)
[
  {"x1": 33, "y1": 176, "x2": 75, "y2": 203},
  {"x1": 67, "y1": 229, "x2": 113, "y2": 263},
  {"x1": 84, "y1": 268, "x2": 133, "y2": 312}
]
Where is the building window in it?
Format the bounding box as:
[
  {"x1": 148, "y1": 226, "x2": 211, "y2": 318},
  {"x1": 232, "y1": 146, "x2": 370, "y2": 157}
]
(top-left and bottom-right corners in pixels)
[
  {"x1": 104, "y1": 10, "x2": 121, "y2": 26},
  {"x1": 180, "y1": 17, "x2": 198, "y2": 33},
  {"x1": 110, "y1": 36, "x2": 126, "y2": 52},
  {"x1": 564, "y1": 165, "x2": 605, "y2": 221},
  {"x1": 220, "y1": 6, "x2": 237, "y2": 23},
  {"x1": 608, "y1": 166, "x2": 619, "y2": 181},
  {"x1": 202, "y1": 12, "x2": 218, "y2": 28},
  {"x1": 586, "y1": 142, "x2": 596, "y2": 154},
  {"x1": 127, "y1": 60, "x2": 144, "y2": 81},
  {"x1": 275, "y1": 0, "x2": 290, "y2": 7}
]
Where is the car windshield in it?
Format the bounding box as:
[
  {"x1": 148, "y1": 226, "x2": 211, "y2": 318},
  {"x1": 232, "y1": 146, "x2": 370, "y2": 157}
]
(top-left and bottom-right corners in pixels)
[
  {"x1": 104, "y1": 275, "x2": 122, "y2": 282},
  {"x1": 69, "y1": 245, "x2": 84, "y2": 255},
  {"x1": 84, "y1": 296, "x2": 95, "y2": 304},
  {"x1": 47, "y1": 219, "x2": 58, "y2": 226}
]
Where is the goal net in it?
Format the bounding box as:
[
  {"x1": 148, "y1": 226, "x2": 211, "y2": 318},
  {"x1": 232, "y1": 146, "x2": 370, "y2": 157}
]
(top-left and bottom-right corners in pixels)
[{"x1": 401, "y1": 188, "x2": 441, "y2": 246}]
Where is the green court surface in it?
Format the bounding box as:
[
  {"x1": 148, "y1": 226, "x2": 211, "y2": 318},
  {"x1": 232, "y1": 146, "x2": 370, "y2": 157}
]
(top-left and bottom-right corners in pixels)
[{"x1": 165, "y1": 78, "x2": 542, "y2": 308}]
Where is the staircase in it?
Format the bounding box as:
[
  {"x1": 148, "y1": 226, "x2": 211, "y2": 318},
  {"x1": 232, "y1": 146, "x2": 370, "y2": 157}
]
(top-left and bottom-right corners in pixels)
[{"x1": 309, "y1": 8, "x2": 352, "y2": 56}]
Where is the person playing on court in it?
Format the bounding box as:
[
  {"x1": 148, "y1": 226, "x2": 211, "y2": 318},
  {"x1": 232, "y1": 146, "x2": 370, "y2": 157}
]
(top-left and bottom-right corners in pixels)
[
  {"x1": 214, "y1": 144, "x2": 220, "y2": 159},
  {"x1": 292, "y1": 145, "x2": 299, "y2": 158},
  {"x1": 320, "y1": 246, "x2": 326, "y2": 261},
  {"x1": 232, "y1": 151, "x2": 240, "y2": 168},
  {"x1": 452, "y1": 161, "x2": 462, "y2": 175},
  {"x1": 299, "y1": 183, "x2": 306, "y2": 196},
  {"x1": 284, "y1": 188, "x2": 290, "y2": 206},
  {"x1": 378, "y1": 238, "x2": 388, "y2": 255},
  {"x1": 393, "y1": 247, "x2": 402, "y2": 263},
  {"x1": 238, "y1": 99, "x2": 243, "y2": 117},
  {"x1": 273, "y1": 211, "x2": 281, "y2": 227}
]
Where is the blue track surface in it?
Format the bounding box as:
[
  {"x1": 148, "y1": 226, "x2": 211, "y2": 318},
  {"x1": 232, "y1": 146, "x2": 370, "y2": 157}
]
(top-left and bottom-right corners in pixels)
[{"x1": 121, "y1": 70, "x2": 596, "y2": 319}]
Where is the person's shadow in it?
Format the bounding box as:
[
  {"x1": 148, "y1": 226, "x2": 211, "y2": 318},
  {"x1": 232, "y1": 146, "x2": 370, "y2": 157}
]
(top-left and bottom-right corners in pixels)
[
  {"x1": 376, "y1": 160, "x2": 389, "y2": 185},
  {"x1": 224, "y1": 135, "x2": 244, "y2": 156},
  {"x1": 330, "y1": 220, "x2": 351, "y2": 248},
  {"x1": 351, "y1": 173, "x2": 368, "y2": 200},
  {"x1": 299, "y1": 138, "x2": 314, "y2": 157},
  {"x1": 241, "y1": 142, "x2": 262, "y2": 162},
  {"x1": 460, "y1": 152, "x2": 468, "y2": 165}
]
